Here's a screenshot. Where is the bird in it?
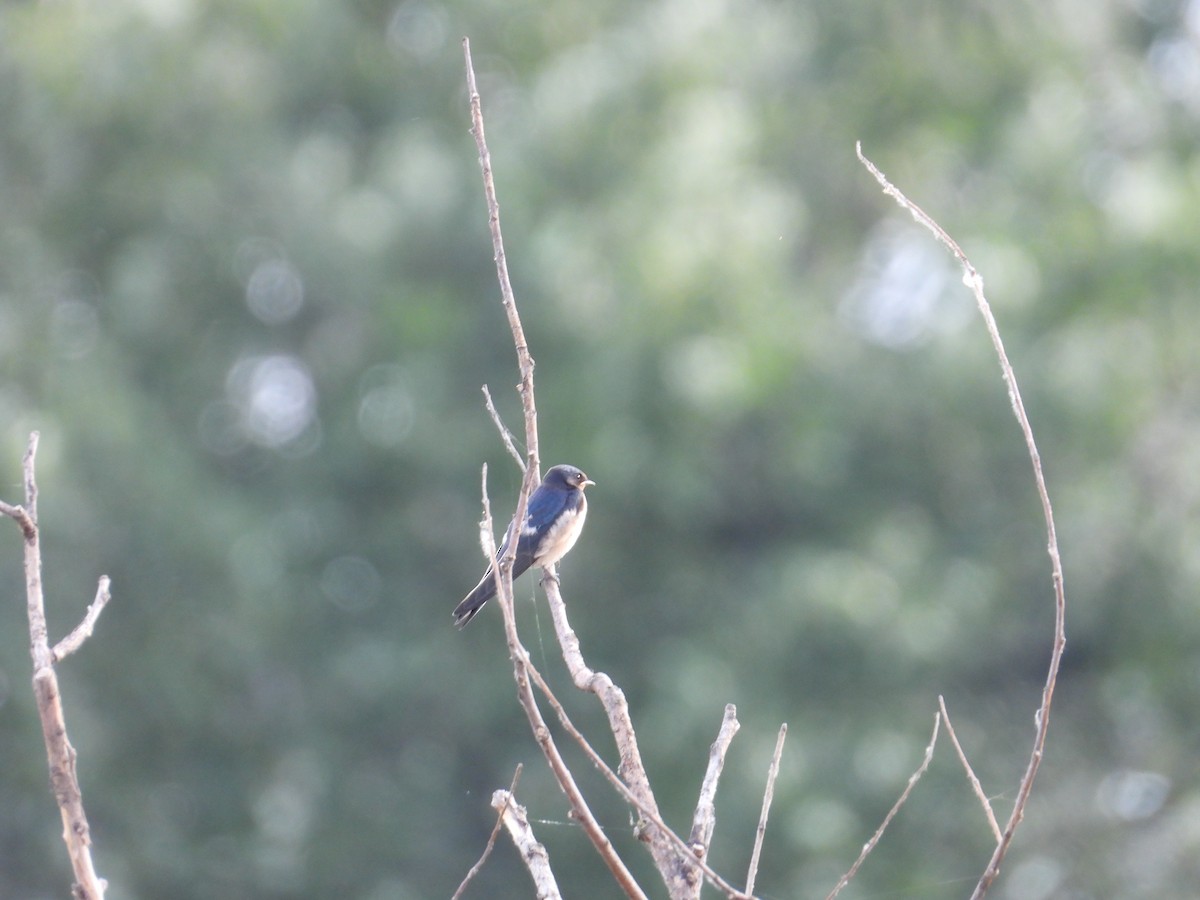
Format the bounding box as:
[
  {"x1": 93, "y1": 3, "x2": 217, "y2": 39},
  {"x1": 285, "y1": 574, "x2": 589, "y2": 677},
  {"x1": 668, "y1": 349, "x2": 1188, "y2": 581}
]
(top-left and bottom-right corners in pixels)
[{"x1": 454, "y1": 464, "x2": 594, "y2": 628}]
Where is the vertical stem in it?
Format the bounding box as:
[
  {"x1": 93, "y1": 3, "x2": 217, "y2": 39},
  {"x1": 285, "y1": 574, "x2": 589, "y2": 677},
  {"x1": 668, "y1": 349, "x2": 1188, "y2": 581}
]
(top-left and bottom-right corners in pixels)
[{"x1": 13, "y1": 433, "x2": 107, "y2": 900}]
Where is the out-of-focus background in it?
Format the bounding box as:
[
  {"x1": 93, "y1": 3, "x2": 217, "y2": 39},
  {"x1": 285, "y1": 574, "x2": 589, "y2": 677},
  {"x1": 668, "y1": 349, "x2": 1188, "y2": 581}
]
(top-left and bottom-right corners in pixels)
[{"x1": 1, "y1": 1, "x2": 1198, "y2": 897}]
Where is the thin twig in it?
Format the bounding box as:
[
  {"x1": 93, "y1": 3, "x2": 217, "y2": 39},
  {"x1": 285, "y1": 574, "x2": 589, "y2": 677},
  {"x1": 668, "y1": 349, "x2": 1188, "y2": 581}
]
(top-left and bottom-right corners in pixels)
[
  {"x1": 689, "y1": 705, "x2": 741, "y2": 861},
  {"x1": 745, "y1": 723, "x2": 787, "y2": 896},
  {"x1": 856, "y1": 143, "x2": 1067, "y2": 899},
  {"x1": 463, "y1": 37, "x2": 539, "y2": 478},
  {"x1": 452, "y1": 764, "x2": 524, "y2": 900},
  {"x1": 490, "y1": 787, "x2": 563, "y2": 900},
  {"x1": 0, "y1": 432, "x2": 107, "y2": 900},
  {"x1": 826, "y1": 713, "x2": 941, "y2": 900},
  {"x1": 52, "y1": 576, "x2": 112, "y2": 663},
  {"x1": 939, "y1": 695, "x2": 1002, "y2": 843},
  {"x1": 482, "y1": 384, "x2": 526, "y2": 472}
]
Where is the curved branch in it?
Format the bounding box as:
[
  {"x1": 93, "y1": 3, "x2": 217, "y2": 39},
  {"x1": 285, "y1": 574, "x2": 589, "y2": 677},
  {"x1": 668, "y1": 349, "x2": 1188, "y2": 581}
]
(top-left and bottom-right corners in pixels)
[{"x1": 857, "y1": 143, "x2": 1067, "y2": 898}]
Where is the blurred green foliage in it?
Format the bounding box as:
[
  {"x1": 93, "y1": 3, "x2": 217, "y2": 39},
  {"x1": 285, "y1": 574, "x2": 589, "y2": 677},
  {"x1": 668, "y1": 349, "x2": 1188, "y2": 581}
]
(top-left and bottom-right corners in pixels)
[{"x1": 1, "y1": 0, "x2": 1199, "y2": 897}]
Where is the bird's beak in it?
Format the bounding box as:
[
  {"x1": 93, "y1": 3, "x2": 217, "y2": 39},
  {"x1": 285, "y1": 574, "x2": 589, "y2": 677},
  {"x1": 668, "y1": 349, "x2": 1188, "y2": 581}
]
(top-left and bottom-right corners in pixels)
[{"x1": 582, "y1": 478, "x2": 596, "y2": 488}]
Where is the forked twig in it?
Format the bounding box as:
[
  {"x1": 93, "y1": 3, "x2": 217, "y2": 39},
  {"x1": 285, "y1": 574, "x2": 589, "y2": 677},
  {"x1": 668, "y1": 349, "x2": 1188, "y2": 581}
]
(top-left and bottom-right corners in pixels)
[
  {"x1": 539, "y1": 573, "x2": 753, "y2": 897},
  {"x1": 1, "y1": 432, "x2": 108, "y2": 900},
  {"x1": 826, "y1": 714, "x2": 941, "y2": 900},
  {"x1": 453, "y1": 764, "x2": 524, "y2": 900},
  {"x1": 521, "y1": 650, "x2": 753, "y2": 899},
  {"x1": 856, "y1": 143, "x2": 1067, "y2": 899},
  {"x1": 490, "y1": 787, "x2": 563, "y2": 899},
  {"x1": 482, "y1": 384, "x2": 526, "y2": 472},
  {"x1": 939, "y1": 696, "x2": 1002, "y2": 843}
]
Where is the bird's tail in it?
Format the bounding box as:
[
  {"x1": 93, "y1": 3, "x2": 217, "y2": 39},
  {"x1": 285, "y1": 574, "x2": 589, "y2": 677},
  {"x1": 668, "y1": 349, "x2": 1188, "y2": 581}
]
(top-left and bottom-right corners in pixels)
[{"x1": 452, "y1": 572, "x2": 495, "y2": 628}]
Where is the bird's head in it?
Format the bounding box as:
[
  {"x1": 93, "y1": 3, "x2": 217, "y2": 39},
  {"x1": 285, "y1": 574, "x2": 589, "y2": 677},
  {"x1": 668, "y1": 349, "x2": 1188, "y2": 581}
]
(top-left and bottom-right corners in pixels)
[{"x1": 544, "y1": 464, "x2": 595, "y2": 491}]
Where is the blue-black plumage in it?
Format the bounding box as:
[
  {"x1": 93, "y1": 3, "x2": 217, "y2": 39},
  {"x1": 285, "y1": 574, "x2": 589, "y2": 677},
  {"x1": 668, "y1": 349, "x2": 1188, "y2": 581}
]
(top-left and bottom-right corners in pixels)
[{"x1": 453, "y1": 464, "x2": 595, "y2": 628}]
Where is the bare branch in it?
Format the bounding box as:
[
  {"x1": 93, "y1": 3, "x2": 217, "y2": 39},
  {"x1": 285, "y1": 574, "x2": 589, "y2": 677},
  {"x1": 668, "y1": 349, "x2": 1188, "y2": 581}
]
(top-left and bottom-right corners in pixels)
[
  {"x1": 52, "y1": 576, "x2": 112, "y2": 663},
  {"x1": 939, "y1": 695, "x2": 1002, "y2": 843},
  {"x1": 689, "y1": 704, "x2": 741, "y2": 862},
  {"x1": 521, "y1": 653, "x2": 752, "y2": 899},
  {"x1": 464, "y1": 36, "x2": 755, "y2": 900},
  {"x1": 2, "y1": 432, "x2": 107, "y2": 899},
  {"x1": 745, "y1": 723, "x2": 787, "y2": 896},
  {"x1": 464, "y1": 38, "x2": 660, "y2": 900},
  {"x1": 856, "y1": 143, "x2": 1067, "y2": 899},
  {"x1": 478, "y1": 469, "x2": 648, "y2": 899},
  {"x1": 538, "y1": 570, "x2": 692, "y2": 883},
  {"x1": 482, "y1": 384, "x2": 526, "y2": 472},
  {"x1": 453, "y1": 764, "x2": 524, "y2": 900},
  {"x1": 826, "y1": 713, "x2": 941, "y2": 900},
  {"x1": 490, "y1": 787, "x2": 563, "y2": 900}
]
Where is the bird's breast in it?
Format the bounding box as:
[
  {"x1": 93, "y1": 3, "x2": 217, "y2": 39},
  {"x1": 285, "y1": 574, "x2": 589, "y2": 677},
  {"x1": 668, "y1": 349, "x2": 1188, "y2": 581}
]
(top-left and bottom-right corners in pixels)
[{"x1": 531, "y1": 501, "x2": 588, "y2": 567}]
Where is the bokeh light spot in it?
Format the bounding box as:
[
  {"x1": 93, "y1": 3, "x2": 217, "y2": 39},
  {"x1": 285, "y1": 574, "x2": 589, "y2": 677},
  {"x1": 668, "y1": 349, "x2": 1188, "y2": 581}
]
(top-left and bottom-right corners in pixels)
[
  {"x1": 245, "y1": 259, "x2": 304, "y2": 325},
  {"x1": 226, "y1": 355, "x2": 318, "y2": 448},
  {"x1": 357, "y1": 364, "x2": 415, "y2": 448},
  {"x1": 320, "y1": 555, "x2": 382, "y2": 613}
]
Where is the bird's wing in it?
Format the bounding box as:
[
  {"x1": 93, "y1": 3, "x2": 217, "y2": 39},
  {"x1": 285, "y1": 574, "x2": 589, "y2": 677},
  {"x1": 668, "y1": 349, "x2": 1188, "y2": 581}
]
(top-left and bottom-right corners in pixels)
[
  {"x1": 524, "y1": 483, "x2": 569, "y2": 531},
  {"x1": 517, "y1": 485, "x2": 565, "y2": 550},
  {"x1": 484, "y1": 481, "x2": 569, "y2": 573},
  {"x1": 485, "y1": 500, "x2": 544, "y2": 576}
]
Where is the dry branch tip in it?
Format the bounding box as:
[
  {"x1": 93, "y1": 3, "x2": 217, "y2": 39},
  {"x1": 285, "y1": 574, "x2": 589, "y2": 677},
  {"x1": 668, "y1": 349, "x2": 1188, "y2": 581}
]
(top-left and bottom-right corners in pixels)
[{"x1": 745, "y1": 723, "x2": 787, "y2": 896}]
